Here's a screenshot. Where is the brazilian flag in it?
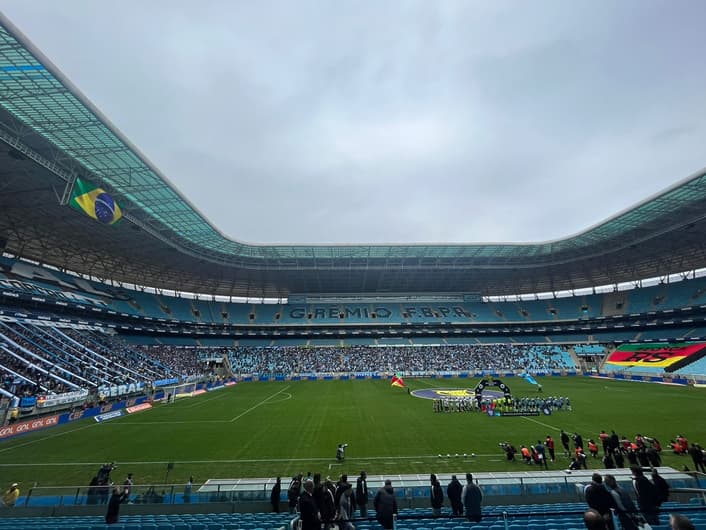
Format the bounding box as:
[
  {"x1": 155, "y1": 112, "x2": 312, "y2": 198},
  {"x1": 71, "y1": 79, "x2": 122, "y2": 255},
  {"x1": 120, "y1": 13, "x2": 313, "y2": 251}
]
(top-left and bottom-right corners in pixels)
[{"x1": 69, "y1": 178, "x2": 122, "y2": 225}]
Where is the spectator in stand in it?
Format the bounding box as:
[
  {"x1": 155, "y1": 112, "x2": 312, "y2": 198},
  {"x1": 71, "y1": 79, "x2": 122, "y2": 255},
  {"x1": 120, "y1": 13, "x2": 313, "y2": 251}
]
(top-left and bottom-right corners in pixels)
[
  {"x1": 584, "y1": 473, "x2": 615, "y2": 530},
  {"x1": 338, "y1": 484, "x2": 355, "y2": 530},
  {"x1": 447, "y1": 475, "x2": 463, "y2": 516},
  {"x1": 298, "y1": 479, "x2": 320, "y2": 530},
  {"x1": 183, "y1": 476, "x2": 193, "y2": 504},
  {"x1": 604, "y1": 475, "x2": 638, "y2": 530},
  {"x1": 670, "y1": 513, "x2": 696, "y2": 530},
  {"x1": 583, "y1": 508, "x2": 609, "y2": 530},
  {"x1": 462, "y1": 473, "x2": 482, "y2": 523},
  {"x1": 431, "y1": 477, "x2": 444, "y2": 516},
  {"x1": 287, "y1": 474, "x2": 302, "y2": 514},
  {"x1": 631, "y1": 466, "x2": 660, "y2": 526},
  {"x1": 356, "y1": 471, "x2": 368, "y2": 518},
  {"x1": 270, "y1": 477, "x2": 280, "y2": 513},
  {"x1": 651, "y1": 469, "x2": 670, "y2": 507},
  {"x1": 105, "y1": 487, "x2": 128, "y2": 524},
  {"x1": 374, "y1": 479, "x2": 397, "y2": 530}
]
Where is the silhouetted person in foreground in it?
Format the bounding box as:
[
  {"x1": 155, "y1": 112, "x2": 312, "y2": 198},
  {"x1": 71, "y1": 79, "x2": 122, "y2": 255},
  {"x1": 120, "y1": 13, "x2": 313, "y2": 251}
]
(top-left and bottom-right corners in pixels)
[{"x1": 105, "y1": 487, "x2": 128, "y2": 525}]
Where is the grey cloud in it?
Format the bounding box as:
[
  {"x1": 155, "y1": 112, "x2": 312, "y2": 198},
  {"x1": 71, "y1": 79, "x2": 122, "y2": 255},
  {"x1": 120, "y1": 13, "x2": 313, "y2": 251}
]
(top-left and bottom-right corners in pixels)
[{"x1": 2, "y1": 0, "x2": 705, "y2": 244}]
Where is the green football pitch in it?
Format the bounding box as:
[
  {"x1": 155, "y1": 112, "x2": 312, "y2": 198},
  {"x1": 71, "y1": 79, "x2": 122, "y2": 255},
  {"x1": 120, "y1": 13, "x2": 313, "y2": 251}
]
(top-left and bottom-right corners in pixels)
[{"x1": 0, "y1": 377, "x2": 704, "y2": 489}]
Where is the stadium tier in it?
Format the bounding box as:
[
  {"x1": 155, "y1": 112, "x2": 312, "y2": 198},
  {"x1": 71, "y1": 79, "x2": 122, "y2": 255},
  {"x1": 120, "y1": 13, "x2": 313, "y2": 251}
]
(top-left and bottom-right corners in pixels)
[{"x1": 4, "y1": 257, "x2": 706, "y2": 328}]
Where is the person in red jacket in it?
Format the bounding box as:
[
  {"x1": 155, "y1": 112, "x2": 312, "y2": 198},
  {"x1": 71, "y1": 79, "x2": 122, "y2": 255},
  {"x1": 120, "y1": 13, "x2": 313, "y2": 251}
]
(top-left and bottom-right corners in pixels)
[
  {"x1": 588, "y1": 440, "x2": 599, "y2": 458},
  {"x1": 599, "y1": 431, "x2": 609, "y2": 454},
  {"x1": 545, "y1": 435, "x2": 556, "y2": 462}
]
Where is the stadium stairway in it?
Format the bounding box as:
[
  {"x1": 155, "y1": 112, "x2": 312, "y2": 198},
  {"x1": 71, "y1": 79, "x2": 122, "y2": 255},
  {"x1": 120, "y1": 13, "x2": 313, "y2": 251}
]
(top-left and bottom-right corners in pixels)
[{"x1": 1, "y1": 502, "x2": 705, "y2": 530}]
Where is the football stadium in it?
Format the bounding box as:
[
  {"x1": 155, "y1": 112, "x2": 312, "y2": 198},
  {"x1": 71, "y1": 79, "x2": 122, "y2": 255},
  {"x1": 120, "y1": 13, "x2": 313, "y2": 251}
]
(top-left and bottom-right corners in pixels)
[{"x1": 0, "y1": 7, "x2": 706, "y2": 530}]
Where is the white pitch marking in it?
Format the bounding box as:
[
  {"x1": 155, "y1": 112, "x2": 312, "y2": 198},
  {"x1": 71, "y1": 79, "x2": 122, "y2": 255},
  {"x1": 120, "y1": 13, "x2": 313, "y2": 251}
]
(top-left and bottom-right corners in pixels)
[
  {"x1": 230, "y1": 385, "x2": 291, "y2": 422},
  {"x1": 0, "y1": 422, "x2": 98, "y2": 454},
  {"x1": 264, "y1": 392, "x2": 292, "y2": 405},
  {"x1": 0, "y1": 454, "x2": 503, "y2": 467},
  {"x1": 520, "y1": 415, "x2": 562, "y2": 432},
  {"x1": 183, "y1": 392, "x2": 232, "y2": 408}
]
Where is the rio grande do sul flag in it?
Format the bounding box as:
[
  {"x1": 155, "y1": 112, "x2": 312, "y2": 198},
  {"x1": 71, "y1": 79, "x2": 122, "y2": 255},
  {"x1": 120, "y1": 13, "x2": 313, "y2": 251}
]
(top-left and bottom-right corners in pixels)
[{"x1": 391, "y1": 374, "x2": 405, "y2": 388}]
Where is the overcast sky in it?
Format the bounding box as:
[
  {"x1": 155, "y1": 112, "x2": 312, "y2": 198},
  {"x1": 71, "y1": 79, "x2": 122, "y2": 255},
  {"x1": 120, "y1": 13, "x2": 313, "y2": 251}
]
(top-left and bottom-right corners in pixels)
[{"x1": 3, "y1": 1, "x2": 706, "y2": 245}]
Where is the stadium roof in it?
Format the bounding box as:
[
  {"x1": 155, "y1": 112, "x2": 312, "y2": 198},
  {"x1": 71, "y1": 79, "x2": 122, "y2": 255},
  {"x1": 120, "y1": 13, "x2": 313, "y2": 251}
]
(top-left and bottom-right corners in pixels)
[{"x1": 1, "y1": 13, "x2": 706, "y2": 298}]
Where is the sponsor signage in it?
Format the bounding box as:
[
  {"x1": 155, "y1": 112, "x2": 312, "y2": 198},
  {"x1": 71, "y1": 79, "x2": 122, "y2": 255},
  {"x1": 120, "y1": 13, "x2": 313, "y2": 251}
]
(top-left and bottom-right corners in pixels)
[
  {"x1": 19, "y1": 396, "x2": 37, "y2": 408},
  {"x1": 153, "y1": 378, "x2": 179, "y2": 387},
  {"x1": 126, "y1": 403, "x2": 152, "y2": 414},
  {"x1": 0, "y1": 414, "x2": 59, "y2": 439},
  {"x1": 98, "y1": 381, "x2": 145, "y2": 398},
  {"x1": 94, "y1": 410, "x2": 125, "y2": 422},
  {"x1": 37, "y1": 389, "x2": 89, "y2": 408},
  {"x1": 606, "y1": 342, "x2": 706, "y2": 371},
  {"x1": 192, "y1": 389, "x2": 207, "y2": 396}
]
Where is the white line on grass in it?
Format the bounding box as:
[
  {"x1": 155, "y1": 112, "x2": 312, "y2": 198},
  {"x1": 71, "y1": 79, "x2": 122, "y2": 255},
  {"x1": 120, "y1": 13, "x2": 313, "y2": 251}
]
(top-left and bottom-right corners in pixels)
[
  {"x1": 520, "y1": 415, "x2": 562, "y2": 432},
  {"x1": 108, "y1": 420, "x2": 229, "y2": 425},
  {"x1": 182, "y1": 392, "x2": 232, "y2": 409},
  {"x1": 264, "y1": 392, "x2": 292, "y2": 404},
  {"x1": 0, "y1": 454, "x2": 504, "y2": 467},
  {"x1": 0, "y1": 422, "x2": 98, "y2": 454},
  {"x1": 230, "y1": 385, "x2": 291, "y2": 422}
]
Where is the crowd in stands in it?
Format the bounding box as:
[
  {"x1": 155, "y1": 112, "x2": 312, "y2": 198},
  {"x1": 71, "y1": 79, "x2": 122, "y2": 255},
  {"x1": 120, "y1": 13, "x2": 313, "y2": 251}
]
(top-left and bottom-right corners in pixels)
[
  {"x1": 134, "y1": 345, "x2": 213, "y2": 379},
  {"x1": 227, "y1": 344, "x2": 575, "y2": 375},
  {"x1": 0, "y1": 324, "x2": 212, "y2": 399}
]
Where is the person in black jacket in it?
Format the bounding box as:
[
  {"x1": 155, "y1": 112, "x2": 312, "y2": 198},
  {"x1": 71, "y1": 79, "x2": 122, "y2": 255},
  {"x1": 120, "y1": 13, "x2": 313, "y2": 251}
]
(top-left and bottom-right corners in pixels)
[
  {"x1": 584, "y1": 473, "x2": 615, "y2": 530},
  {"x1": 105, "y1": 487, "x2": 128, "y2": 525},
  {"x1": 462, "y1": 473, "x2": 483, "y2": 523},
  {"x1": 318, "y1": 478, "x2": 336, "y2": 530},
  {"x1": 631, "y1": 466, "x2": 660, "y2": 526},
  {"x1": 270, "y1": 477, "x2": 281, "y2": 513},
  {"x1": 298, "y1": 480, "x2": 321, "y2": 530},
  {"x1": 431, "y1": 478, "x2": 444, "y2": 516},
  {"x1": 446, "y1": 475, "x2": 463, "y2": 516},
  {"x1": 561, "y1": 430, "x2": 571, "y2": 456},
  {"x1": 288, "y1": 474, "x2": 302, "y2": 514},
  {"x1": 356, "y1": 471, "x2": 368, "y2": 518},
  {"x1": 374, "y1": 480, "x2": 397, "y2": 530},
  {"x1": 651, "y1": 469, "x2": 670, "y2": 507},
  {"x1": 688, "y1": 444, "x2": 705, "y2": 473}
]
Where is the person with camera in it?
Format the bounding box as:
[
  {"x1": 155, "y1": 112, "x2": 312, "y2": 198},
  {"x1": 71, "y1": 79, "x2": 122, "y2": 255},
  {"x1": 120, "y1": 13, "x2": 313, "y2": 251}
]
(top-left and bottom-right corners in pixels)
[{"x1": 337, "y1": 443, "x2": 348, "y2": 461}]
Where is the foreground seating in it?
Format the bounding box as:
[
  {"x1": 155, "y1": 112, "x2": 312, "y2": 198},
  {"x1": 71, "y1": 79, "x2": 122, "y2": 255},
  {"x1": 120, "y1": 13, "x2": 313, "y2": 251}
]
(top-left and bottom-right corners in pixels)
[{"x1": 0, "y1": 502, "x2": 705, "y2": 530}]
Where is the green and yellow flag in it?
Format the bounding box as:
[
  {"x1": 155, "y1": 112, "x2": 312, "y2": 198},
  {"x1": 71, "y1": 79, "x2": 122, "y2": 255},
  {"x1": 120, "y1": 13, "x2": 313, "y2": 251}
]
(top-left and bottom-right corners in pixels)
[{"x1": 69, "y1": 177, "x2": 122, "y2": 225}]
